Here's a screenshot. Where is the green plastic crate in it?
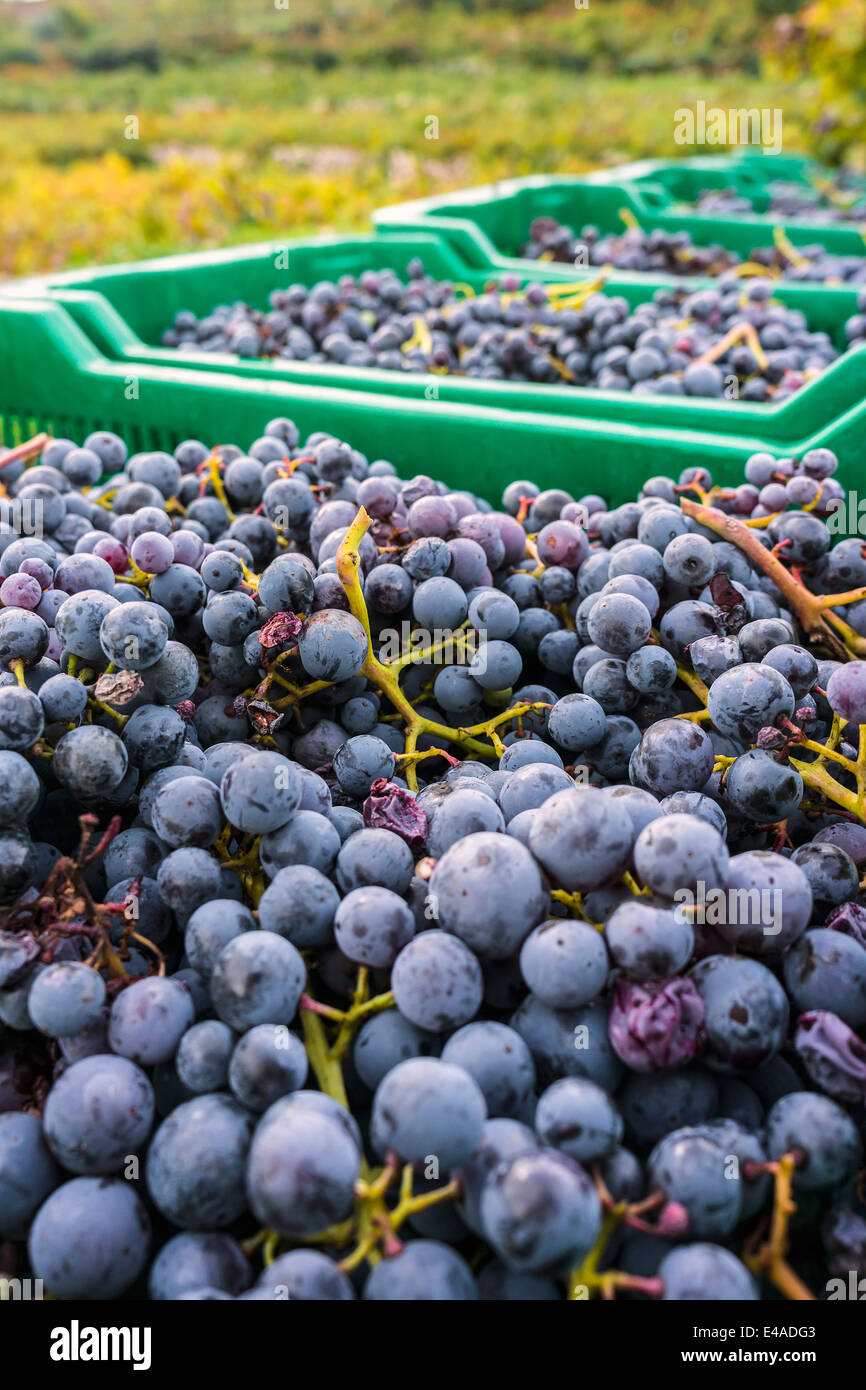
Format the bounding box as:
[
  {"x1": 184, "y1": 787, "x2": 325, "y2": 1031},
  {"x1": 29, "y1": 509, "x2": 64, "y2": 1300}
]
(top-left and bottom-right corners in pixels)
[
  {"x1": 374, "y1": 163, "x2": 866, "y2": 262},
  {"x1": 3, "y1": 295, "x2": 864, "y2": 504},
  {"x1": 583, "y1": 154, "x2": 866, "y2": 254},
  {"x1": 5, "y1": 231, "x2": 866, "y2": 450}
]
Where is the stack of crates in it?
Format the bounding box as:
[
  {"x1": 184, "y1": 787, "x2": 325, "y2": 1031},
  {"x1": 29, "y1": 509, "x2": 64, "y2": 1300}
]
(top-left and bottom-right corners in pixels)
[{"x1": 1, "y1": 151, "x2": 864, "y2": 497}]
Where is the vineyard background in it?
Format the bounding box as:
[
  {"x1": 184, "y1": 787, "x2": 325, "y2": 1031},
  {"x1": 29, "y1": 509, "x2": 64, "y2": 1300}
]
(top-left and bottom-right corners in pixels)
[{"x1": 0, "y1": 0, "x2": 861, "y2": 276}]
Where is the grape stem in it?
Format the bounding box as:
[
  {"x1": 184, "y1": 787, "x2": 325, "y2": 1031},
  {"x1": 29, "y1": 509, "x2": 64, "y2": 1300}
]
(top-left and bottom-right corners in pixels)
[
  {"x1": 743, "y1": 1153, "x2": 815, "y2": 1301},
  {"x1": 335, "y1": 506, "x2": 553, "y2": 789},
  {"x1": 679, "y1": 497, "x2": 865, "y2": 660}
]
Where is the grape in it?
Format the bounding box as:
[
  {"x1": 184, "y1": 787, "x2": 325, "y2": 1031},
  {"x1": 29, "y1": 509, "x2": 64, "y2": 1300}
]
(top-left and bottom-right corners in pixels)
[
  {"x1": 149, "y1": 1231, "x2": 251, "y2": 1300},
  {"x1": 365, "y1": 563, "x2": 413, "y2": 614},
  {"x1": 519, "y1": 919, "x2": 609, "y2": 1008},
  {"x1": 823, "y1": 1207, "x2": 866, "y2": 1280},
  {"x1": 103, "y1": 825, "x2": 163, "y2": 883},
  {"x1": 706, "y1": 663, "x2": 795, "y2": 741},
  {"x1": 648, "y1": 1128, "x2": 742, "y2": 1237},
  {"x1": 609, "y1": 976, "x2": 705, "y2": 1072},
  {"x1": 535, "y1": 1078, "x2": 623, "y2": 1163},
  {"x1": 716, "y1": 850, "x2": 812, "y2": 954},
  {"x1": 795, "y1": 1011, "x2": 866, "y2": 1102},
  {"x1": 499, "y1": 764, "x2": 573, "y2": 821},
  {"x1": 529, "y1": 787, "x2": 633, "y2": 893},
  {"x1": 429, "y1": 832, "x2": 548, "y2": 958},
  {"x1": 510, "y1": 996, "x2": 623, "y2": 1091},
  {"x1": 333, "y1": 885, "x2": 414, "y2": 966},
  {"x1": 0, "y1": 686, "x2": 44, "y2": 752},
  {"x1": 151, "y1": 774, "x2": 223, "y2": 848},
  {"x1": 470, "y1": 638, "x2": 524, "y2": 691},
  {"x1": 256, "y1": 1249, "x2": 355, "y2": 1301},
  {"x1": 266, "y1": 1088, "x2": 363, "y2": 1151},
  {"x1": 618, "y1": 1066, "x2": 719, "y2": 1151},
  {"x1": 0, "y1": 608, "x2": 50, "y2": 667},
  {"x1": 247, "y1": 1103, "x2": 360, "y2": 1236},
  {"x1": 764, "y1": 1092, "x2": 862, "y2": 1191},
  {"x1": 658, "y1": 600, "x2": 717, "y2": 659},
  {"x1": 100, "y1": 599, "x2": 169, "y2": 669},
  {"x1": 257, "y1": 865, "x2": 338, "y2": 948},
  {"x1": 258, "y1": 555, "x2": 315, "y2": 614},
  {"x1": 481, "y1": 1149, "x2": 601, "y2": 1273},
  {"x1": 354, "y1": 1010, "x2": 441, "y2": 1090},
  {"x1": 146, "y1": 1094, "x2": 254, "y2": 1227},
  {"x1": 658, "y1": 790, "x2": 726, "y2": 836},
  {"x1": 392, "y1": 930, "x2": 483, "y2": 1032},
  {"x1": 0, "y1": 1112, "x2": 60, "y2": 1239},
  {"x1": 441, "y1": 1022, "x2": 535, "y2": 1118},
  {"x1": 298, "y1": 610, "x2": 368, "y2": 681},
  {"x1": 260, "y1": 810, "x2": 342, "y2": 877},
  {"x1": 371, "y1": 1057, "x2": 486, "y2": 1169},
  {"x1": 219, "y1": 751, "x2": 301, "y2": 832},
  {"x1": 29, "y1": 1177, "x2": 150, "y2": 1299},
  {"x1": 629, "y1": 718, "x2": 715, "y2": 797},
  {"x1": 427, "y1": 787, "x2": 505, "y2": 855},
  {"x1": 633, "y1": 813, "x2": 730, "y2": 899},
  {"x1": 547, "y1": 693, "x2": 607, "y2": 751},
  {"x1": 335, "y1": 827, "x2": 414, "y2": 894},
  {"x1": 333, "y1": 734, "x2": 395, "y2": 797},
  {"x1": 455, "y1": 1117, "x2": 539, "y2": 1236},
  {"x1": 0, "y1": 751, "x2": 40, "y2": 828},
  {"x1": 43, "y1": 1054, "x2": 154, "y2": 1175},
  {"x1": 37, "y1": 673, "x2": 88, "y2": 724},
  {"x1": 53, "y1": 724, "x2": 128, "y2": 799},
  {"x1": 157, "y1": 847, "x2": 222, "y2": 916},
  {"x1": 587, "y1": 592, "x2": 652, "y2": 657},
  {"x1": 176, "y1": 1019, "x2": 235, "y2": 1094},
  {"x1": 228, "y1": 1024, "x2": 308, "y2": 1111},
  {"x1": 183, "y1": 898, "x2": 255, "y2": 978},
  {"x1": 790, "y1": 841, "x2": 860, "y2": 908},
  {"x1": 814, "y1": 822, "x2": 866, "y2": 868},
  {"x1": 659, "y1": 1244, "x2": 758, "y2": 1300},
  {"x1": 28, "y1": 961, "x2": 105, "y2": 1037},
  {"x1": 602, "y1": 783, "x2": 662, "y2": 836},
  {"x1": 783, "y1": 929, "x2": 866, "y2": 1027},
  {"x1": 363, "y1": 1240, "x2": 477, "y2": 1300},
  {"x1": 599, "y1": 1147, "x2": 645, "y2": 1204},
  {"x1": 625, "y1": 645, "x2": 677, "y2": 694},
  {"x1": 210, "y1": 930, "x2": 306, "y2": 1031},
  {"x1": 723, "y1": 749, "x2": 803, "y2": 822},
  {"x1": 691, "y1": 955, "x2": 790, "y2": 1071},
  {"x1": 4, "y1": 415, "x2": 866, "y2": 1302},
  {"x1": 469, "y1": 589, "x2": 520, "y2": 640},
  {"x1": 663, "y1": 533, "x2": 716, "y2": 586},
  {"x1": 109, "y1": 977, "x2": 194, "y2": 1066}
]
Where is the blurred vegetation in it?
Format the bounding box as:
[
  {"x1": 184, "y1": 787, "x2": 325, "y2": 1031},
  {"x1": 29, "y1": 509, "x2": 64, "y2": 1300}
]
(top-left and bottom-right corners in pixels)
[
  {"x1": 0, "y1": 0, "x2": 848, "y2": 276},
  {"x1": 769, "y1": 0, "x2": 866, "y2": 165}
]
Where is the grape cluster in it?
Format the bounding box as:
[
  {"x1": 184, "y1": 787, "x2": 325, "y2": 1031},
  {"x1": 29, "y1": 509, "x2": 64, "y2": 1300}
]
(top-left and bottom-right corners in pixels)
[
  {"x1": 1, "y1": 417, "x2": 866, "y2": 1304},
  {"x1": 159, "y1": 259, "x2": 851, "y2": 402},
  {"x1": 523, "y1": 215, "x2": 866, "y2": 286},
  {"x1": 695, "y1": 182, "x2": 866, "y2": 226}
]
